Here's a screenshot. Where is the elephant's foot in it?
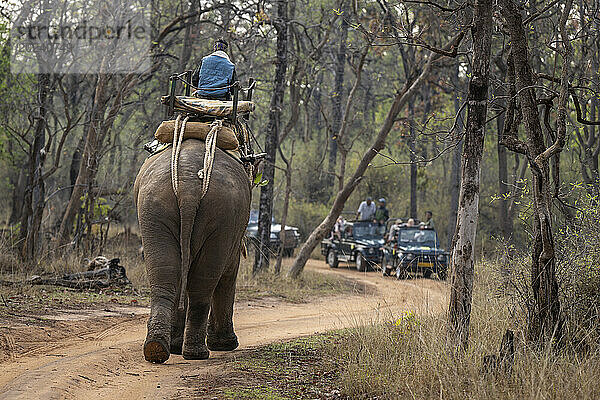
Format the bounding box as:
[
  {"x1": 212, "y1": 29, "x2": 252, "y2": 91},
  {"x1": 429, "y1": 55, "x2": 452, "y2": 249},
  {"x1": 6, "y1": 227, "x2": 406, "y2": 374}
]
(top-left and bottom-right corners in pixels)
[
  {"x1": 170, "y1": 307, "x2": 186, "y2": 355},
  {"x1": 207, "y1": 333, "x2": 239, "y2": 351},
  {"x1": 182, "y1": 344, "x2": 210, "y2": 360},
  {"x1": 170, "y1": 336, "x2": 183, "y2": 355},
  {"x1": 144, "y1": 337, "x2": 170, "y2": 364}
]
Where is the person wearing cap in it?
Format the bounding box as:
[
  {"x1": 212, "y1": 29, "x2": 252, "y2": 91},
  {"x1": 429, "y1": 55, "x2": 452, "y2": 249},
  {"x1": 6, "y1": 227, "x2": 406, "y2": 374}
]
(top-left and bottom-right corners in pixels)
[
  {"x1": 420, "y1": 211, "x2": 435, "y2": 230},
  {"x1": 356, "y1": 197, "x2": 376, "y2": 221},
  {"x1": 192, "y1": 39, "x2": 237, "y2": 101},
  {"x1": 374, "y1": 198, "x2": 389, "y2": 225}
]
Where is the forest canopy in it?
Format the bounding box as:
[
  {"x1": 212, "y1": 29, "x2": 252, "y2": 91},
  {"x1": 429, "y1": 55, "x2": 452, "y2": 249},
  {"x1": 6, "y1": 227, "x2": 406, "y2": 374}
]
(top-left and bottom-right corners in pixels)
[{"x1": 0, "y1": 0, "x2": 598, "y2": 273}]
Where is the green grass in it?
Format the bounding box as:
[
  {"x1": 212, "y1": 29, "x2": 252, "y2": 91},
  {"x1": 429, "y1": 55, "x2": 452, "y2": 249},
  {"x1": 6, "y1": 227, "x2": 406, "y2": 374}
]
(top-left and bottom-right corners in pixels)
[{"x1": 208, "y1": 334, "x2": 343, "y2": 400}]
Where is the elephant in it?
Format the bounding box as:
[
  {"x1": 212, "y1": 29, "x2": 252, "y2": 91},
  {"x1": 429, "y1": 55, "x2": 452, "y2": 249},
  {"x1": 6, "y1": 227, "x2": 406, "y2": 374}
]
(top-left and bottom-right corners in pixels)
[{"x1": 134, "y1": 138, "x2": 251, "y2": 363}]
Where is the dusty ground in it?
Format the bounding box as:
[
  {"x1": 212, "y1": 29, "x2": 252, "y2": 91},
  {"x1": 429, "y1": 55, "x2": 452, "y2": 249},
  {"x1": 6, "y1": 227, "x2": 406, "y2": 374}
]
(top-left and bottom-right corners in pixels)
[{"x1": 0, "y1": 260, "x2": 447, "y2": 399}]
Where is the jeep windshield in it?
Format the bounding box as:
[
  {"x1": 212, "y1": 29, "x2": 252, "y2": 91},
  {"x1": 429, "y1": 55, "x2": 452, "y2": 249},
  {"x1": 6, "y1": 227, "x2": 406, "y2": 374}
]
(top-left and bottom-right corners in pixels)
[
  {"x1": 398, "y1": 228, "x2": 438, "y2": 247},
  {"x1": 353, "y1": 222, "x2": 385, "y2": 239}
]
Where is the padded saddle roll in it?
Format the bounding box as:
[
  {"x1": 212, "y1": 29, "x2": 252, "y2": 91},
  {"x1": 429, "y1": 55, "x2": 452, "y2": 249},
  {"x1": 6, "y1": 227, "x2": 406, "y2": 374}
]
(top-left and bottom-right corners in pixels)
[
  {"x1": 154, "y1": 120, "x2": 239, "y2": 150},
  {"x1": 160, "y1": 96, "x2": 255, "y2": 117}
]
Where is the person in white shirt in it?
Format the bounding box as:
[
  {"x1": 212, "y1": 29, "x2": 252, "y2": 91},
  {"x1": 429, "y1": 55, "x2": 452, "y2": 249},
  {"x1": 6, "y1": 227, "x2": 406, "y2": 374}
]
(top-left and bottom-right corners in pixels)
[
  {"x1": 332, "y1": 216, "x2": 346, "y2": 240},
  {"x1": 387, "y1": 219, "x2": 403, "y2": 242},
  {"x1": 356, "y1": 197, "x2": 376, "y2": 221}
]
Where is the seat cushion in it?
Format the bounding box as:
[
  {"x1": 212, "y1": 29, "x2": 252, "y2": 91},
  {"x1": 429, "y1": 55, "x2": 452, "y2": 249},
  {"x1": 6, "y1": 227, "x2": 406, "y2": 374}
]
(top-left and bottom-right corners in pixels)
[
  {"x1": 161, "y1": 96, "x2": 255, "y2": 117},
  {"x1": 154, "y1": 120, "x2": 239, "y2": 150}
]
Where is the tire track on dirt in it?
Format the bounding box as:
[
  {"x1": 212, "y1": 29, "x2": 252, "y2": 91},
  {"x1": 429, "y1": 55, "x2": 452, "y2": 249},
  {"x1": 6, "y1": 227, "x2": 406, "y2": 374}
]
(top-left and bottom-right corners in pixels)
[{"x1": 0, "y1": 260, "x2": 447, "y2": 399}]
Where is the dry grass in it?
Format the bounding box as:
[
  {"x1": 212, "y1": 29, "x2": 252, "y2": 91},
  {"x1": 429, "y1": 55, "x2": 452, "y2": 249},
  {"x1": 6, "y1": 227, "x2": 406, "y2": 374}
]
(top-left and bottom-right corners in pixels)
[
  {"x1": 328, "y1": 261, "x2": 600, "y2": 400},
  {"x1": 236, "y1": 257, "x2": 362, "y2": 303},
  {"x1": 0, "y1": 229, "x2": 357, "y2": 317}
]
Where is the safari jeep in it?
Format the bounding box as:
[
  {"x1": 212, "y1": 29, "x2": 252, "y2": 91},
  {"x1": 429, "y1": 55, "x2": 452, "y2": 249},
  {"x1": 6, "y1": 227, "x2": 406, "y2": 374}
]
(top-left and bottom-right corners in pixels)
[
  {"x1": 320, "y1": 221, "x2": 385, "y2": 272},
  {"x1": 382, "y1": 225, "x2": 448, "y2": 280}
]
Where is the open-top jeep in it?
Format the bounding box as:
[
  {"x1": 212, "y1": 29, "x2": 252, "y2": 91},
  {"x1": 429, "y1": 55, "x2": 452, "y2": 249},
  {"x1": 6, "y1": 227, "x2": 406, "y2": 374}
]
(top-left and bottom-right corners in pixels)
[
  {"x1": 321, "y1": 221, "x2": 385, "y2": 271},
  {"x1": 382, "y1": 223, "x2": 448, "y2": 280}
]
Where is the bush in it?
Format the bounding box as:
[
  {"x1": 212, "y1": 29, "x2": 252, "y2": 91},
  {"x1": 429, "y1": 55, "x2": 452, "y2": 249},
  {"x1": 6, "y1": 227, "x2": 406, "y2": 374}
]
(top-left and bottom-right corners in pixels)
[
  {"x1": 328, "y1": 262, "x2": 600, "y2": 400},
  {"x1": 554, "y1": 188, "x2": 600, "y2": 348},
  {"x1": 489, "y1": 185, "x2": 600, "y2": 349}
]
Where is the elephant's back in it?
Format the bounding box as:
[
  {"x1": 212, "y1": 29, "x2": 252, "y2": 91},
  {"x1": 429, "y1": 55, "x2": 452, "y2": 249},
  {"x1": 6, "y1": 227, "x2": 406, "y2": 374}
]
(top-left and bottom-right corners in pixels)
[{"x1": 135, "y1": 139, "x2": 251, "y2": 225}]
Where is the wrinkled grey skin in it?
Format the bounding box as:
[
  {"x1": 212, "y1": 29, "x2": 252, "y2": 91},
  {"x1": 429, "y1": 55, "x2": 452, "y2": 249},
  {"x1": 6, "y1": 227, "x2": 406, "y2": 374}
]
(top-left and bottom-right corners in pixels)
[{"x1": 134, "y1": 139, "x2": 250, "y2": 363}]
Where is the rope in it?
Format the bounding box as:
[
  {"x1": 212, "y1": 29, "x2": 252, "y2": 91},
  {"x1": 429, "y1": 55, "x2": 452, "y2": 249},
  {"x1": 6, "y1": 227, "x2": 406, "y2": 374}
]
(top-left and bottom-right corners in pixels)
[
  {"x1": 198, "y1": 120, "x2": 222, "y2": 198},
  {"x1": 170, "y1": 114, "x2": 189, "y2": 197},
  {"x1": 169, "y1": 117, "x2": 227, "y2": 200}
]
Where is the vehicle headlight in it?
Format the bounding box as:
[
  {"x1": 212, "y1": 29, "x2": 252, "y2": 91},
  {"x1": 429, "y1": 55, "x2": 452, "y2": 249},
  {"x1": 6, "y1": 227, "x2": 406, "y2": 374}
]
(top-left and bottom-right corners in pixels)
[
  {"x1": 405, "y1": 253, "x2": 415, "y2": 260},
  {"x1": 270, "y1": 233, "x2": 278, "y2": 240},
  {"x1": 368, "y1": 248, "x2": 374, "y2": 254},
  {"x1": 437, "y1": 254, "x2": 446, "y2": 262}
]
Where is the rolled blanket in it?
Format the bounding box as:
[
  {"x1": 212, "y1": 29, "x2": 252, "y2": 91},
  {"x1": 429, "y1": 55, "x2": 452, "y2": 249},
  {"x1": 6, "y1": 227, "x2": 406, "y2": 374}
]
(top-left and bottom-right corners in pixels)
[{"x1": 154, "y1": 120, "x2": 239, "y2": 150}]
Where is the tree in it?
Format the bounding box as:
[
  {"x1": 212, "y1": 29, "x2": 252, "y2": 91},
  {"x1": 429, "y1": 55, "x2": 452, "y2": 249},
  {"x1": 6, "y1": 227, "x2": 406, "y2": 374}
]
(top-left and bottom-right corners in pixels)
[
  {"x1": 447, "y1": 0, "x2": 493, "y2": 350},
  {"x1": 327, "y1": 0, "x2": 349, "y2": 191},
  {"x1": 254, "y1": 0, "x2": 289, "y2": 273},
  {"x1": 497, "y1": 0, "x2": 571, "y2": 344},
  {"x1": 447, "y1": 61, "x2": 464, "y2": 250}
]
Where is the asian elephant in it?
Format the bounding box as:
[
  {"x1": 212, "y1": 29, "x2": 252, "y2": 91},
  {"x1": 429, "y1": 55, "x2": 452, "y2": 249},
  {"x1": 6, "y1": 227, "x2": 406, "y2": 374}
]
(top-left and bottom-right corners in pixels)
[{"x1": 134, "y1": 138, "x2": 251, "y2": 363}]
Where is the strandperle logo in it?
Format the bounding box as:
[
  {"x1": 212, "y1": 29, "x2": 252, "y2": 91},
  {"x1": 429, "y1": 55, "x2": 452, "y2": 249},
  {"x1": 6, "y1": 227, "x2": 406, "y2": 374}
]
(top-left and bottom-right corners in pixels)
[
  {"x1": 10, "y1": 0, "x2": 151, "y2": 74},
  {"x1": 14, "y1": 20, "x2": 147, "y2": 43}
]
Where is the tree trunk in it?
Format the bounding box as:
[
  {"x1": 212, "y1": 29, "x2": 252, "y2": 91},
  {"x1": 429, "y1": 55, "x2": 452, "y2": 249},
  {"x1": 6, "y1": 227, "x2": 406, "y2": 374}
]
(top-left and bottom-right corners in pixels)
[
  {"x1": 497, "y1": 100, "x2": 512, "y2": 239},
  {"x1": 499, "y1": 0, "x2": 564, "y2": 344},
  {"x1": 274, "y1": 150, "x2": 293, "y2": 275},
  {"x1": 19, "y1": 72, "x2": 52, "y2": 263},
  {"x1": 9, "y1": 165, "x2": 27, "y2": 225},
  {"x1": 56, "y1": 72, "x2": 109, "y2": 247},
  {"x1": 178, "y1": 3, "x2": 195, "y2": 72},
  {"x1": 408, "y1": 102, "x2": 418, "y2": 218},
  {"x1": 312, "y1": 73, "x2": 323, "y2": 143},
  {"x1": 327, "y1": 1, "x2": 348, "y2": 190},
  {"x1": 336, "y1": 44, "x2": 369, "y2": 192},
  {"x1": 448, "y1": 0, "x2": 492, "y2": 350},
  {"x1": 254, "y1": 0, "x2": 289, "y2": 273},
  {"x1": 448, "y1": 62, "x2": 464, "y2": 250}
]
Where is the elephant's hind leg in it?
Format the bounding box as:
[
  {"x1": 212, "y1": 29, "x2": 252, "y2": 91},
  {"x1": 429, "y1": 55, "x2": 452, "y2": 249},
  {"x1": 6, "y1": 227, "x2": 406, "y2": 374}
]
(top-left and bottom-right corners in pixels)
[
  {"x1": 144, "y1": 292, "x2": 176, "y2": 363},
  {"x1": 181, "y1": 293, "x2": 213, "y2": 360},
  {"x1": 207, "y1": 255, "x2": 240, "y2": 351},
  {"x1": 183, "y1": 235, "x2": 239, "y2": 359},
  {"x1": 141, "y1": 224, "x2": 181, "y2": 364},
  {"x1": 169, "y1": 306, "x2": 186, "y2": 355}
]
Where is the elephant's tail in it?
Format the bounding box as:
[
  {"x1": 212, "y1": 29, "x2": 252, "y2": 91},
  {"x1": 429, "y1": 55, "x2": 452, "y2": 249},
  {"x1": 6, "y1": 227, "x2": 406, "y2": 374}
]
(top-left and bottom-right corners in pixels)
[{"x1": 178, "y1": 204, "x2": 195, "y2": 309}]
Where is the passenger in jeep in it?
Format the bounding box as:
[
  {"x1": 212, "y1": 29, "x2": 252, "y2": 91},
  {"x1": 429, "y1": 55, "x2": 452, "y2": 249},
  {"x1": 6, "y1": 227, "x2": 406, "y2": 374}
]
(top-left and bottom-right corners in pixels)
[
  {"x1": 420, "y1": 211, "x2": 435, "y2": 230},
  {"x1": 192, "y1": 39, "x2": 237, "y2": 100},
  {"x1": 387, "y1": 219, "x2": 403, "y2": 242},
  {"x1": 374, "y1": 198, "x2": 389, "y2": 225}
]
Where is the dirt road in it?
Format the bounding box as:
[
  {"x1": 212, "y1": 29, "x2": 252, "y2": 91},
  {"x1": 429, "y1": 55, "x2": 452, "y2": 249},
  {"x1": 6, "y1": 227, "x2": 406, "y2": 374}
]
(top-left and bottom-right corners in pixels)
[{"x1": 0, "y1": 260, "x2": 447, "y2": 399}]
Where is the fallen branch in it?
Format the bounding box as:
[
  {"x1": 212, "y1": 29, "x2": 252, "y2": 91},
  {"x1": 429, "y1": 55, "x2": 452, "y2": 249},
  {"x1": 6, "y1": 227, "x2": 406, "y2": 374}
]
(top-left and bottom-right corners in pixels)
[{"x1": 27, "y1": 257, "x2": 131, "y2": 289}]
